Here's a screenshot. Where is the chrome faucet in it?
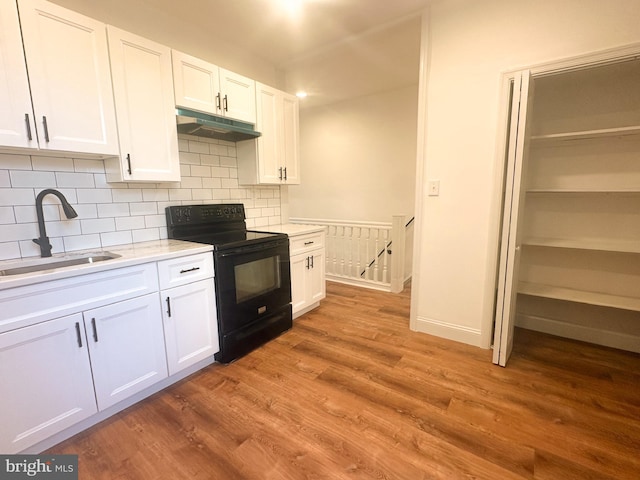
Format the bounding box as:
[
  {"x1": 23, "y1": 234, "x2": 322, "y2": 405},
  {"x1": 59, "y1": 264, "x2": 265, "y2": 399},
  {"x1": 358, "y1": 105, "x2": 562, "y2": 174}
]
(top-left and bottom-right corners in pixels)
[{"x1": 32, "y1": 189, "x2": 78, "y2": 257}]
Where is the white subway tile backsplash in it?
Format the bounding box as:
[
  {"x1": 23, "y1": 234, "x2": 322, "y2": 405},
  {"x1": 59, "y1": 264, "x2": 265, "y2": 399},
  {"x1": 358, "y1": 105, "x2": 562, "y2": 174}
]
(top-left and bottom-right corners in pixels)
[
  {"x1": 10, "y1": 170, "x2": 56, "y2": 188},
  {"x1": 0, "y1": 170, "x2": 10, "y2": 187},
  {"x1": 0, "y1": 134, "x2": 283, "y2": 260},
  {"x1": 200, "y1": 154, "x2": 220, "y2": 166},
  {"x1": 142, "y1": 189, "x2": 169, "y2": 202},
  {"x1": 190, "y1": 165, "x2": 211, "y2": 177},
  {"x1": 188, "y1": 140, "x2": 210, "y2": 154},
  {"x1": 101, "y1": 230, "x2": 133, "y2": 247},
  {"x1": 111, "y1": 188, "x2": 143, "y2": 203},
  {"x1": 32, "y1": 156, "x2": 74, "y2": 172},
  {"x1": 0, "y1": 223, "x2": 38, "y2": 241},
  {"x1": 0, "y1": 153, "x2": 31, "y2": 170},
  {"x1": 77, "y1": 188, "x2": 112, "y2": 204},
  {"x1": 0, "y1": 207, "x2": 15, "y2": 224},
  {"x1": 0, "y1": 242, "x2": 21, "y2": 261},
  {"x1": 169, "y1": 189, "x2": 193, "y2": 201},
  {"x1": 220, "y1": 156, "x2": 237, "y2": 167},
  {"x1": 80, "y1": 218, "x2": 116, "y2": 234},
  {"x1": 73, "y1": 158, "x2": 105, "y2": 173},
  {"x1": 130, "y1": 202, "x2": 158, "y2": 216},
  {"x1": 115, "y1": 216, "x2": 144, "y2": 231},
  {"x1": 132, "y1": 228, "x2": 160, "y2": 243},
  {"x1": 63, "y1": 234, "x2": 101, "y2": 252},
  {"x1": 55, "y1": 172, "x2": 95, "y2": 188},
  {"x1": 179, "y1": 151, "x2": 200, "y2": 164},
  {"x1": 144, "y1": 214, "x2": 165, "y2": 228},
  {"x1": 211, "y1": 167, "x2": 230, "y2": 178},
  {"x1": 192, "y1": 189, "x2": 213, "y2": 200},
  {"x1": 179, "y1": 176, "x2": 203, "y2": 189},
  {"x1": 97, "y1": 203, "x2": 130, "y2": 218}
]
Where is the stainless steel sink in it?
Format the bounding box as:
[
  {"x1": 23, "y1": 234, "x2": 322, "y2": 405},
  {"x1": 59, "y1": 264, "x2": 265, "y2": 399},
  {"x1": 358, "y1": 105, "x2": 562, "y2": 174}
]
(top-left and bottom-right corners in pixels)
[{"x1": 0, "y1": 252, "x2": 121, "y2": 276}]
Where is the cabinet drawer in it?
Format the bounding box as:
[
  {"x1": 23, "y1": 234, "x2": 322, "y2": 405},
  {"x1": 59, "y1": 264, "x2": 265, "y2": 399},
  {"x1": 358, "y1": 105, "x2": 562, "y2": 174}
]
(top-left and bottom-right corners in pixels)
[
  {"x1": 0, "y1": 262, "x2": 158, "y2": 334},
  {"x1": 157, "y1": 253, "x2": 214, "y2": 290},
  {"x1": 289, "y1": 231, "x2": 325, "y2": 256}
]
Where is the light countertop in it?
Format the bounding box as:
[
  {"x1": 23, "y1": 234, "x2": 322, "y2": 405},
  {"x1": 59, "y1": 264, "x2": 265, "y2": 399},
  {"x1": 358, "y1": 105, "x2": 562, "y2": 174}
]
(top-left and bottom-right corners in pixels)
[
  {"x1": 0, "y1": 239, "x2": 212, "y2": 290},
  {"x1": 261, "y1": 223, "x2": 326, "y2": 236}
]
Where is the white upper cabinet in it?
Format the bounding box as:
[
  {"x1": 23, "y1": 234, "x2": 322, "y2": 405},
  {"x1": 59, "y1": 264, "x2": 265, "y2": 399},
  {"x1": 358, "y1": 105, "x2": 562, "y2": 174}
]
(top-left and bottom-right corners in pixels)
[
  {"x1": 106, "y1": 26, "x2": 180, "y2": 182},
  {"x1": 172, "y1": 50, "x2": 256, "y2": 123},
  {"x1": 16, "y1": 0, "x2": 119, "y2": 155},
  {"x1": 0, "y1": 1, "x2": 36, "y2": 149},
  {"x1": 219, "y1": 68, "x2": 257, "y2": 123},
  {"x1": 237, "y1": 83, "x2": 300, "y2": 185}
]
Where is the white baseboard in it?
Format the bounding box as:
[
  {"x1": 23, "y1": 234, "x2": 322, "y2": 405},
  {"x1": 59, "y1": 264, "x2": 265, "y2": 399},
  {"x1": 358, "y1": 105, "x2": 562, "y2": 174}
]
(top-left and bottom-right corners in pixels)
[
  {"x1": 326, "y1": 275, "x2": 391, "y2": 292},
  {"x1": 516, "y1": 313, "x2": 640, "y2": 354},
  {"x1": 412, "y1": 315, "x2": 484, "y2": 347}
]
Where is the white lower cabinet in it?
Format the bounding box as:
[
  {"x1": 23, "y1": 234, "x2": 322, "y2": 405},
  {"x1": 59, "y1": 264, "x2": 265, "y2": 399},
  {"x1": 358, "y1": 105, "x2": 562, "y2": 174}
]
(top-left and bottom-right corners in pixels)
[
  {"x1": 161, "y1": 279, "x2": 218, "y2": 375},
  {"x1": 158, "y1": 253, "x2": 218, "y2": 375},
  {"x1": 0, "y1": 249, "x2": 219, "y2": 453},
  {"x1": 83, "y1": 293, "x2": 168, "y2": 410},
  {"x1": 287, "y1": 230, "x2": 326, "y2": 318},
  {"x1": 0, "y1": 313, "x2": 97, "y2": 454}
]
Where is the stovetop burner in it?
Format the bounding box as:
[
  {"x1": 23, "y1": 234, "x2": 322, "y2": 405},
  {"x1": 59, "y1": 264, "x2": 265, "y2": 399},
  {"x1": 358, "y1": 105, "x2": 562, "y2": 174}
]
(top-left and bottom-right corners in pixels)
[{"x1": 165, "y1": 204, "x2": 286, "y2": 250}]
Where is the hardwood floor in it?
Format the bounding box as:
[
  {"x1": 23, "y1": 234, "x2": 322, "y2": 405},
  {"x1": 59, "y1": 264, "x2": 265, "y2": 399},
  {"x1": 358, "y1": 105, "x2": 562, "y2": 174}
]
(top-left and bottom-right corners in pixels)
[{"x1": 50, "y1": 282, "x2": 640, "y2": 479}]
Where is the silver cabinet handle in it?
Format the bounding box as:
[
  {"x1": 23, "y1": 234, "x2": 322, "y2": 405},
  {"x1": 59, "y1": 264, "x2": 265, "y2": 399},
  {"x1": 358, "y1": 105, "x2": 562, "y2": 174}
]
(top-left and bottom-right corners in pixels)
[
  {"x1": 283, "y1": 167, "x2": 287, "y2": 181},
  {"x1": 126, "y1": 154, "x2": 132, "y2": 175},
  {"x1": 223, "y1": 94, "x2": 228, "y2": 112},
  {"x1": 166, "y1": 297, "x2": 172, "y2": 317}
]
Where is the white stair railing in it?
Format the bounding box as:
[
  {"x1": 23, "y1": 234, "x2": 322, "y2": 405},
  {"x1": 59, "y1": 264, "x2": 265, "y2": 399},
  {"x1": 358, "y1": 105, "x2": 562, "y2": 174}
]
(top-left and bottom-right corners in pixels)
[{"x1": 290, "y1": 215, "x2": 410, "y2": 292}]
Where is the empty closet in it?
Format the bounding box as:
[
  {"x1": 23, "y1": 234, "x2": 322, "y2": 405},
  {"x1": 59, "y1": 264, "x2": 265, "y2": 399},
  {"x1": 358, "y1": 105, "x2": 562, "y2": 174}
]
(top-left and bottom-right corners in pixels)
[{"x1": 493, "y1": 56, "x2": 640, "y2": 366}]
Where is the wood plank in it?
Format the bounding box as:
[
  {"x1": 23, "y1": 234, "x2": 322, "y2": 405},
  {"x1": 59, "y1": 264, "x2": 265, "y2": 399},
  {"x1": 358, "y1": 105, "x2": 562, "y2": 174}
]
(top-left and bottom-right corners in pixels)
[{"x1": 49, "y1": 281, "x2": 640, "y2": 479}]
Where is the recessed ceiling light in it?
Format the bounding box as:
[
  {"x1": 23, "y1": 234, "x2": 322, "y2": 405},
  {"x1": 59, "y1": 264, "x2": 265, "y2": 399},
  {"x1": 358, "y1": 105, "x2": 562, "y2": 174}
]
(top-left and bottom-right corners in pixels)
[{"x1": 296, "y1": 91, "x2": 308, "y2": 99}]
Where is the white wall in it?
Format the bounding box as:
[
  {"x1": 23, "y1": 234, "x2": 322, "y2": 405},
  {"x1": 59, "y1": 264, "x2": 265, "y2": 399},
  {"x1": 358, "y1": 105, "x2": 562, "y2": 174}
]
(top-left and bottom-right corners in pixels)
[
  {"x1": 412, "y1": 0, "x2": 640, "y2": 348},
  {"x1": 288, "y1": 85, "x2": 418, "y2": 223}
]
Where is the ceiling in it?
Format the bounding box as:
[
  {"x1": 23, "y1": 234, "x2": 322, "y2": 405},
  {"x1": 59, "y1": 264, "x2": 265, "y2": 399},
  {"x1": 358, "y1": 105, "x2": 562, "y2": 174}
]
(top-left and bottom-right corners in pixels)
[
  {"x1": 131, "y1": 0, "x2": 428, "y2": 107},
  {"x1": 137, "y1": 0, "x2": 429, "y2": 67}
]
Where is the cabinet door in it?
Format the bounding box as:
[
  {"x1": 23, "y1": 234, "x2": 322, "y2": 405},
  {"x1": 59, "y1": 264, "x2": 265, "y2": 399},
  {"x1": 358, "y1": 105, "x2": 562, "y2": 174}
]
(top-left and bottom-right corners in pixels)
[
  {"x1": 290, "y1": 253, "x2": 309, "y2": 314},
  {"x1": 282, "y1": 92, "x2": 300, "y2": 184},
  {"x1": 255, "y1": 84, "x2": 281, "y2": 184},
  {"x1": 162, "y1": 279, "x2": 219, "y2": 375},
  {"x1": 308, "y1": 250, "x2": 326, "y2": 304},
  {"x1": 0, "y1": 313, "x2": 97, "y2": 454},
  {"x1": 493, "y1": 70, "x2": 534, "y2": 367},
  {"x1": 172, "y1": 50, "x2": 220, "y2": 115},
  {"x1": 84, "y1": 293, "x2": 168, "y2": 410},
  {"x1": 107, "y1": 26, "x2": 180, "y2": 182},
  {"x1": 0, "y1": 1, "x2": 36, "y2": 149},
  {"x1": 220, "y1": 68, "x2": 256, "y2": 123},
  {"x1": 18, "y1": 0, "x2": 118, "y2": 155}
]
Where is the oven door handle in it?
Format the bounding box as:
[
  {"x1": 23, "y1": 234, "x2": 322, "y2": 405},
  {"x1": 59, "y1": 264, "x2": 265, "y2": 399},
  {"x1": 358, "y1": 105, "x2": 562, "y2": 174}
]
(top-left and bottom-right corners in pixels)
[{"x1": 216, "y1": 239, "x2": 288, "y2": 257}]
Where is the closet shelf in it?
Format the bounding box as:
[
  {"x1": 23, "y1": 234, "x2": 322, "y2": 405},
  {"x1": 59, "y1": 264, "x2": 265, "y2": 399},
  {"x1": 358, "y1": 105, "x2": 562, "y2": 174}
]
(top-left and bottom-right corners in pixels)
[
  {"x1": 530, "y1": 125, "x2": 640, "y2": 143},
  {"x1": 518, "y1": 282, "x2": 640, "y2": 312},
  {"x1": 523, "y1": 237, "x2": 640, "y2": 254},
  {"x1": 526, "y1": 188, "x2": 640, "y2": 194}
]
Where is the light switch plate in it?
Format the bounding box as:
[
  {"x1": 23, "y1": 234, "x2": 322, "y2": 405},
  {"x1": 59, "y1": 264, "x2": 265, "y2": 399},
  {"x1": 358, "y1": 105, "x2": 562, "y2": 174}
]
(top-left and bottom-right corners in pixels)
[{"x1": 428, "y1": 180, "x2": 440, "y2": 196}]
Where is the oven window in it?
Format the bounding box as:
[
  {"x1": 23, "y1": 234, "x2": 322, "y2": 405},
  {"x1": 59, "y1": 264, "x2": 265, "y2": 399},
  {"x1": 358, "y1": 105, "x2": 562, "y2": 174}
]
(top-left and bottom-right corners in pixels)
[{"x1": 234, "y1": 256, "x2": 281, "y2": 303}]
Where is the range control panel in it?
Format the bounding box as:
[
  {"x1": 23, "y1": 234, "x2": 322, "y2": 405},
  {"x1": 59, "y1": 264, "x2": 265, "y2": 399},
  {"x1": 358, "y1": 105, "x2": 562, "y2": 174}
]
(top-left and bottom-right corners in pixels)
[{"x1": 166, "y1": 204, "x2": 246, "y2": 226}]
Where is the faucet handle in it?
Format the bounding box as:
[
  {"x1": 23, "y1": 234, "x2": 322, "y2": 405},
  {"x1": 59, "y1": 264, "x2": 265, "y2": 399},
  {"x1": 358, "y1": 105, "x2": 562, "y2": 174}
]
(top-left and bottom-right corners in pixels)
[{"x1": 33, "y1": 237, "x2": 53, "y2": 257}]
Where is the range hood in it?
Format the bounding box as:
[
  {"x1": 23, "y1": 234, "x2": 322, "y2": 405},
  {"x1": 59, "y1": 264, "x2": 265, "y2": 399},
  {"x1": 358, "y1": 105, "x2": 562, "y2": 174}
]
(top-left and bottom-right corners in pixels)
[{"x1": 176, "y1": 108, "x2": 261, "y2": 142}]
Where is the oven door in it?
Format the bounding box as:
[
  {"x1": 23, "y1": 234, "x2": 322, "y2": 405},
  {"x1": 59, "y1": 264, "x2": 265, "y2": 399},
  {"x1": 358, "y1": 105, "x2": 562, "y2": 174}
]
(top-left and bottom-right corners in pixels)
[{"x1": 214, "y1": 237, "x2": 291, "y2": 333}]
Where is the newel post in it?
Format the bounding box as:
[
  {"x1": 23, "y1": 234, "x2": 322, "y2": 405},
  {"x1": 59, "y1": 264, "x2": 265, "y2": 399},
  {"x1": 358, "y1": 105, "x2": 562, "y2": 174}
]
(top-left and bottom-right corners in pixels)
[{"x1": 390, "y1": 214, "x2": 407, "y2": 293}]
